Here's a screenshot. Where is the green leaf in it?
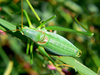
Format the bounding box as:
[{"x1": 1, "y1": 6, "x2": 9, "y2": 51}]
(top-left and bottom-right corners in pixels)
[
  {"x1": 0, "y1": 18, "x2": 16, "y2": 31},
  {"x1": 46, "y1": 26, "x2": 93, "y2": 36},
  {"x1": 64, "y1": 1, "x2": 83, "y2": 13},
  {"x1": 0, "y1": 26, "x2": 6, "y2": 31},
  {"x1": 54, "y1": 56, "x2": 97, "y2": 75},
  {"x1": 2, "y1": 6, "x2": 14, "y2": 18}
]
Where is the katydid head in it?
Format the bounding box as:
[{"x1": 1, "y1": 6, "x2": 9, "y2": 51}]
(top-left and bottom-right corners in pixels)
[{"x1": 21, "y1": 27, "x2": 45, "y2": 43}]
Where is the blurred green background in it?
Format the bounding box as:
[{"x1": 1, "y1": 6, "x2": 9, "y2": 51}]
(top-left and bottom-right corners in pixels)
[{"x1": 0, "y1": 0, "x2": 100, "y2": 75}]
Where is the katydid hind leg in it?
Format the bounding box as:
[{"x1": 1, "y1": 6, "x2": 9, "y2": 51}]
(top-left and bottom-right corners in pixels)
[{"x1": 38, "y1": 46, "x2": 56, "y2": 65}]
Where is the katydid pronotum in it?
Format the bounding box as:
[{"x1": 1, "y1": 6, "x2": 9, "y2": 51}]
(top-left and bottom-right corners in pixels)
[{"x1": 0, "y1": 0, "x2": 93, "y2": 65}]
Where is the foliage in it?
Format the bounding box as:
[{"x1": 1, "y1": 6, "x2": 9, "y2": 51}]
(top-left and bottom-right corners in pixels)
[{"x1": 0, "y1": 0, "x2": 100, "y2": 75}]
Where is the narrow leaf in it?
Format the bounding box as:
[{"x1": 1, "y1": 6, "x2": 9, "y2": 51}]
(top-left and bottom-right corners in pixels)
[
  {"x1": 54, "y1": 56, "x2": 97, "y2": 75},
  {"x1": 0, "y1": 18, "x2": 16, "y2": 30},
  {"x1": 4, "y1": 61, "x2": 13, "y2": 75},
  {"x1": 46, "y1": 26, "x2": 94, "y2": 36}
]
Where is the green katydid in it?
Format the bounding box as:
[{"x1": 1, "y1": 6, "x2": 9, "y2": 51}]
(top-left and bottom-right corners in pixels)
[
  {"x1": 0, "y1": 0, "x2": 94, "y2": 65},
  {"x1": 21, "y1": 0, "x2": 82, "y2": 58},
  {"x1": 18, "y1": 0, "x2": 82, "y2": 64}
]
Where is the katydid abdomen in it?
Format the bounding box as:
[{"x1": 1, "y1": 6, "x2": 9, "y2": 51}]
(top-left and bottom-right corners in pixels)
[{"x1": 22, "y1": 27, "x2": 82, "y2": 57}]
